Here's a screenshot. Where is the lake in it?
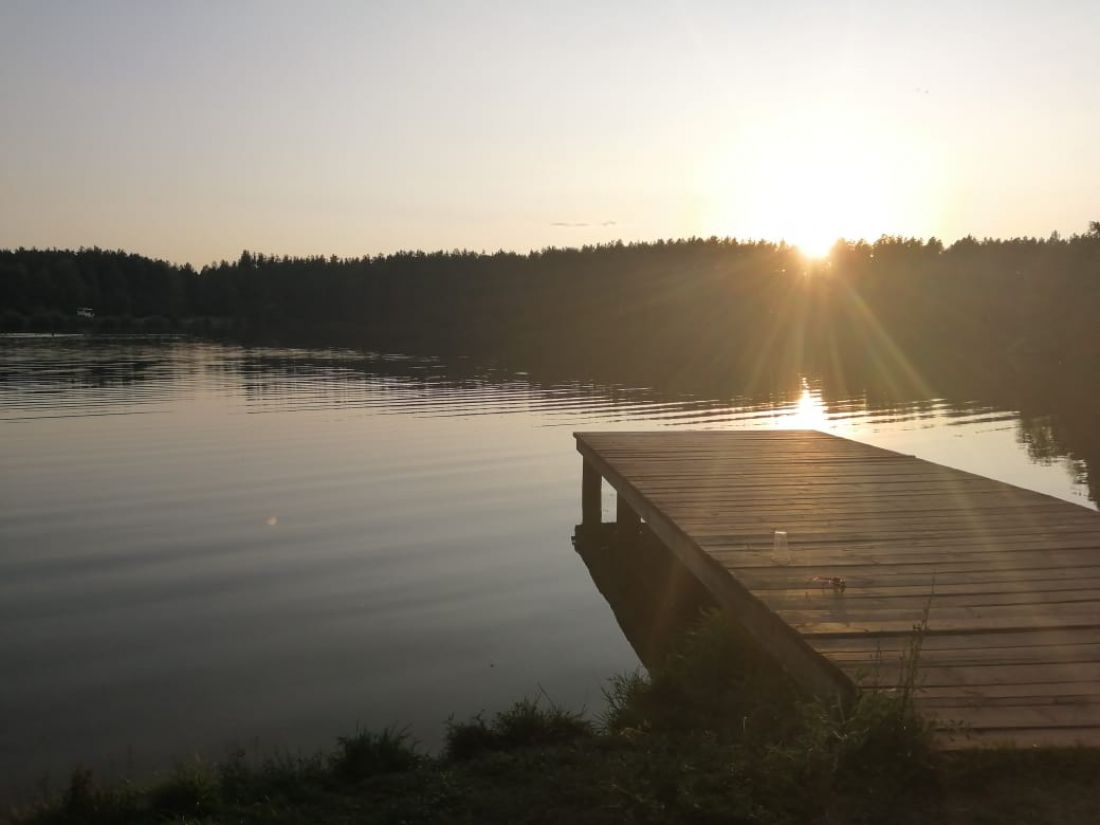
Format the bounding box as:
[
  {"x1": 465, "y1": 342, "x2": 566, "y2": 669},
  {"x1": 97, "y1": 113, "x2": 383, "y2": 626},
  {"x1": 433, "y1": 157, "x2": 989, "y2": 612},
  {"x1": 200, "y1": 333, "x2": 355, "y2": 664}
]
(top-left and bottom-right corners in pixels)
[{"x1": 1, "y1": 335, "x2": 1094, "y2": 801}]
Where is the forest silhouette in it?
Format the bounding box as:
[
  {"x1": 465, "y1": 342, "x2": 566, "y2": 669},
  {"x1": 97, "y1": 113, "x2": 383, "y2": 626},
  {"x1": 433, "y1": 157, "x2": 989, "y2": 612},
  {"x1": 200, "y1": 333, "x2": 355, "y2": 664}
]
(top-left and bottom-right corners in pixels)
[{"x1": 2, "y1": 228, "x2": 1098, "y2": 500}]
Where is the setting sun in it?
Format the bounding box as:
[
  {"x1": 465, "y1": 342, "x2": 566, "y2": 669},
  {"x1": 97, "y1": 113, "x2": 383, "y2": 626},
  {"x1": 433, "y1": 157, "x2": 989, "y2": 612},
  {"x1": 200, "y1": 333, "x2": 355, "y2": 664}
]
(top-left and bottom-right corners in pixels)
[{"x1": 702, "y1": 107, "x2": 946, "y2": 254}]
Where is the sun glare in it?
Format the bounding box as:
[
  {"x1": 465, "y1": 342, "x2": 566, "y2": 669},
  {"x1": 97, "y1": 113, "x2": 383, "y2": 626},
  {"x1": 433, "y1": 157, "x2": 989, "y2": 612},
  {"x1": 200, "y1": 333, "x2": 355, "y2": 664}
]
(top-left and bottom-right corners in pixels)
[
  {"x1": 782, "y1": 383, "x2": 831, "y2": 430},
  {"x1": 771, "y1": 381, "x2": 853, "y2": 434},
  {"x1": 701, "y1": 108, "x2": 943, "y2": 253},
  {"x1": 794, "y1": 231, "x2": 836, "y2": 261}
]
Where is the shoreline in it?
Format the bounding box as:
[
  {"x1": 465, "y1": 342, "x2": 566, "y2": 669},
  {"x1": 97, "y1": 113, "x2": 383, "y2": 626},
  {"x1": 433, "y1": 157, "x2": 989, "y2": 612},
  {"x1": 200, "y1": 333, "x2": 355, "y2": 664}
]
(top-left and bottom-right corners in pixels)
[{"x1": 10, "y1": 611, "x2": 1100, "y2": 824}]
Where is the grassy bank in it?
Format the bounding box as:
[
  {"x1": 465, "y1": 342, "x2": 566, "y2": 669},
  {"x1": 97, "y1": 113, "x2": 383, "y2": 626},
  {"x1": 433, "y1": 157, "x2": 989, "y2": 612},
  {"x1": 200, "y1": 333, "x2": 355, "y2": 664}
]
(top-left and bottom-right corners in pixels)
[{"x1": 10, "y1": 612, "x2": 1100, "y2": 824}]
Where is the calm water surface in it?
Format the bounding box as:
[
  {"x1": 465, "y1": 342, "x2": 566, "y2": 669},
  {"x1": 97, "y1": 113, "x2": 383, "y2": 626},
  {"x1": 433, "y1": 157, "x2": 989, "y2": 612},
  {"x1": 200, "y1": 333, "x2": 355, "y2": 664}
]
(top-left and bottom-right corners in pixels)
[{"x1": 0, "y1": 337, "x2": 1093, "y2": 799}]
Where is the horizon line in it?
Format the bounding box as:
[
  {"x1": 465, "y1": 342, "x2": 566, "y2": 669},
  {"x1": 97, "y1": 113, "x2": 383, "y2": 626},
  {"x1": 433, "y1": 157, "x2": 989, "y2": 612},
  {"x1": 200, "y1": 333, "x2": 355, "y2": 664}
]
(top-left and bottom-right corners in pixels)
[{"x1": 3, "y1": 225, "x2": 1095, "y2": 270}]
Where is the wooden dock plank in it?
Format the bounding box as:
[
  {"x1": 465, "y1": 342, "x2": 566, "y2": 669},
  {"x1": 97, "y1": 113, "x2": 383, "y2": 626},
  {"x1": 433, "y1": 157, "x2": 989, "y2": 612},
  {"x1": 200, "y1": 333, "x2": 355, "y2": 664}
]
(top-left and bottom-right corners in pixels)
[{"x1": 575, "y1": 429, "x2": 1100, "y2": 749}]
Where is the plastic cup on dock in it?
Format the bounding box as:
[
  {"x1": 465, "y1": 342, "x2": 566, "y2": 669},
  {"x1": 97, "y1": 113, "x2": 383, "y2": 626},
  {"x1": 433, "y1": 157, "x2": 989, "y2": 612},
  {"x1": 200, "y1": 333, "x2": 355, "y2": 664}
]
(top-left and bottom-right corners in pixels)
[{"x1": 773, "y1": 530, "x2": 790, "y2": 564}]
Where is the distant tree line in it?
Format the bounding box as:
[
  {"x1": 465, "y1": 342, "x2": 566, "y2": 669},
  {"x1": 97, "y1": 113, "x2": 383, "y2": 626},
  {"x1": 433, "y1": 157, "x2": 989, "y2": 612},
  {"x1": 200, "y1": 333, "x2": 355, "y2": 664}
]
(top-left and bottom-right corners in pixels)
[
  {"x1": 4, "y1": 233, "x2": 1099, "y2": 499},
  {"x1": 2, "y1": 228, "x2": 1099, "y2": 396},
  {"x1": 0, "y1": 248, "x2": 195, "y2": 334}
]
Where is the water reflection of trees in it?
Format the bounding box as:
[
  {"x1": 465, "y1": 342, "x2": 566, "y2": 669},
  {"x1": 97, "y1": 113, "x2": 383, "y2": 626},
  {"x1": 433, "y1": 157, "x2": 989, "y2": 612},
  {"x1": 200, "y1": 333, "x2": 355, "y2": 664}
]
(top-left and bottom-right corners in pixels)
[
  {"x1": 1016, "y1": 401, "x2": 1098, "y2": 503},
  {"x1": 220, "y1": 347, "x2": 1100, "y2": 505},
  {"x1": 0, "y1": 337, "x2": 194, "y2": 415}
]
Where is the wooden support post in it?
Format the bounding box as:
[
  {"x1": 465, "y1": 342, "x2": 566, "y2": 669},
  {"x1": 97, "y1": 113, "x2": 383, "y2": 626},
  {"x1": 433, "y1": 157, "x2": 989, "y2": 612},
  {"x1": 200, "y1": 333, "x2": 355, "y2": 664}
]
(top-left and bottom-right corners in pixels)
[
  {"x1": 582, "y1": 459, "x2": 602, "y2": 526},
  {"x1": 617, "y1": 494, "x2": 641, "y2": 541}
]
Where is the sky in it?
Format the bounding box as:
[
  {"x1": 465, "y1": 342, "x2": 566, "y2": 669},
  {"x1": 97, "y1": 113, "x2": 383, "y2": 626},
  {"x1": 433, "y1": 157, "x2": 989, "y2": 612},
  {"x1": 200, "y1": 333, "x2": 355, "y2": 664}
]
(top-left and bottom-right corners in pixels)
[{"x1": 1, "y1": 0, "x2": 1098, "y2": 265}]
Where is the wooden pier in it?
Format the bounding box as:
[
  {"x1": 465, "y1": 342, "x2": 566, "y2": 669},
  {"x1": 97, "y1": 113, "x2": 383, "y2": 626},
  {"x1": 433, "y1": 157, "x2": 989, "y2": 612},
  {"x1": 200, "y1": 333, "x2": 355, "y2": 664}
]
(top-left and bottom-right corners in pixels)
[{"x1": 576, "y1": 430, "x2": 1100, "y2": 748}]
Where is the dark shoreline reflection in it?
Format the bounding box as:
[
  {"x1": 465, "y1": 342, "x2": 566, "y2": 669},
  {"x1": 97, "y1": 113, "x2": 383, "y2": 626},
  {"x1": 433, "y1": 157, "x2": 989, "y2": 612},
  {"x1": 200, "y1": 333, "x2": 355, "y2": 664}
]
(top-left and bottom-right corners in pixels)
[{"x1": 3, "y1": 335, "x2": 1094, "y2": 504}]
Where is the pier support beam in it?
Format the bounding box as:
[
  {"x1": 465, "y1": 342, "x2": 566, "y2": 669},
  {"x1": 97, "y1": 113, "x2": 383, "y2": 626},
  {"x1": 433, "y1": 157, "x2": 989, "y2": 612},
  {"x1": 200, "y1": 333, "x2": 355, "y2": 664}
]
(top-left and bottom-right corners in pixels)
[
  {"x1": 617, "y1": 494, "x2": 641, "y2": 541},
  {"x1": 582, "y1": 459, "x2": 602, "y2": 526}
]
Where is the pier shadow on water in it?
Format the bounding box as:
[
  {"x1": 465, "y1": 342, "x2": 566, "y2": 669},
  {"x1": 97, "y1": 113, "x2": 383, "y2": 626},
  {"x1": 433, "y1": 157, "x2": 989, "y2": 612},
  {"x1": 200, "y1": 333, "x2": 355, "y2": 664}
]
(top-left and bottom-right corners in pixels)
[{"x1": 572, "y1": 522, "x2": 716, "y2": 671}]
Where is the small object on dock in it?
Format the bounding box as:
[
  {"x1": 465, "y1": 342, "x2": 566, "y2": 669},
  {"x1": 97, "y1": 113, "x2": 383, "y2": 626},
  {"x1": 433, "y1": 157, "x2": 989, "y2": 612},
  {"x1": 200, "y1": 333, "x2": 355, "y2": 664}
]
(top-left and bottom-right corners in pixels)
[
  {"x1": 773, "y1": 530, "x2": 790, "y2": 563},
  {"x1": 811, "y1": 575, "x2": 847, "y2": 592}
]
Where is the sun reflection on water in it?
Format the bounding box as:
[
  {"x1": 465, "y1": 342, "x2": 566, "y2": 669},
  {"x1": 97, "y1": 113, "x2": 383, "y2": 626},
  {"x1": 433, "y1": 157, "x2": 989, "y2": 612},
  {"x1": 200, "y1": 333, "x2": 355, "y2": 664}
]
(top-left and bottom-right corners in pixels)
[{"x1": 772, "y1": 381, "x2": 850, "y2": 433}]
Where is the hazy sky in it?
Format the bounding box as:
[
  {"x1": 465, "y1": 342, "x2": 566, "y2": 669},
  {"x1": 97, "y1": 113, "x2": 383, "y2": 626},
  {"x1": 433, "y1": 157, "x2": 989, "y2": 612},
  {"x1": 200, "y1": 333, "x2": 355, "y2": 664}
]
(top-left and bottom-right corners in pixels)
[{"x1": 2, "y1": 1, "x2": 1098, "y2": 265}]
